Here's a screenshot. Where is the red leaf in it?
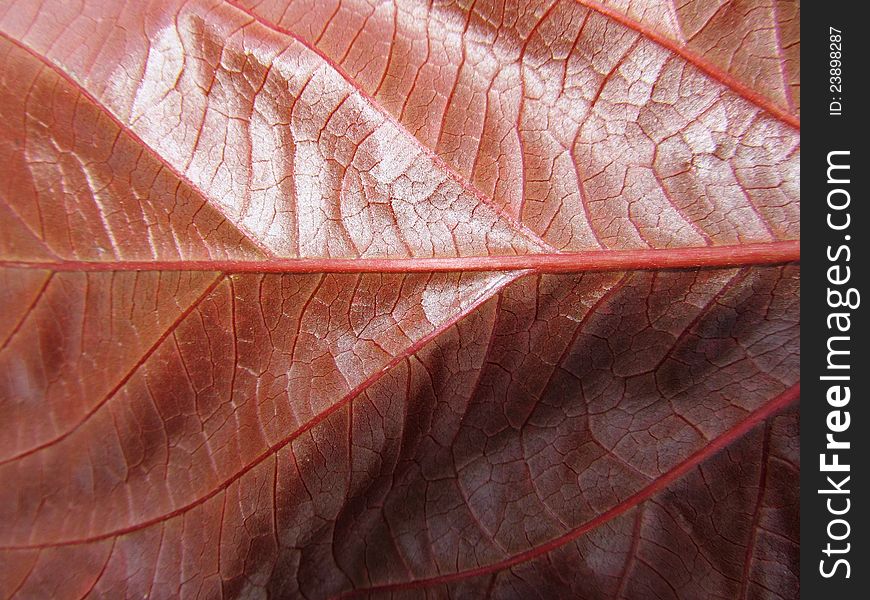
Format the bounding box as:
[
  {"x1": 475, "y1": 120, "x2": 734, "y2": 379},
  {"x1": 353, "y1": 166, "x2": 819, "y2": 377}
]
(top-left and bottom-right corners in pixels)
[{"x1": 0, "y1": 0, "x2": 799, "y2": 598}]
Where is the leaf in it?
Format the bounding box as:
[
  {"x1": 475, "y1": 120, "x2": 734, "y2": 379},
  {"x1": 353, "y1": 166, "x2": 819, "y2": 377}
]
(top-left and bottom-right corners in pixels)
[{"x1": 0, "y1": 0, "x2": 799, "y2": 598}]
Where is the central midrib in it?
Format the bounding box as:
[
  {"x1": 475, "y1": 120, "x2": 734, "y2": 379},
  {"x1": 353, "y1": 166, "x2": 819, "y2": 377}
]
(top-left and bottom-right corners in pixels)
[{"x1": 1, "y1": 240, "x2": 800, "y2": 273}]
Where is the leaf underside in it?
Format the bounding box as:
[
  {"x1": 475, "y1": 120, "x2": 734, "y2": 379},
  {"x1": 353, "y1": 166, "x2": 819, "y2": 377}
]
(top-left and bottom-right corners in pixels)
[{"x1": 0, "y1": 0, "x2": 799, "y2": 598}]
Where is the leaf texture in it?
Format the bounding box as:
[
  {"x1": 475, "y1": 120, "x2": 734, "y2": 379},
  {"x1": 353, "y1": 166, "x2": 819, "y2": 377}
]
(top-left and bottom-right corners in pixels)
[{"x1": 0, "y1": 0, "x2": 799, "y2": 598}]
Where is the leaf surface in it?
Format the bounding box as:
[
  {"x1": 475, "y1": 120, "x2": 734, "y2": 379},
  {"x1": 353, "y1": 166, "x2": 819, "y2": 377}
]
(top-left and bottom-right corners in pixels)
[{"x1": 0, "y1": 0, "x2": 799, "y2": 598}]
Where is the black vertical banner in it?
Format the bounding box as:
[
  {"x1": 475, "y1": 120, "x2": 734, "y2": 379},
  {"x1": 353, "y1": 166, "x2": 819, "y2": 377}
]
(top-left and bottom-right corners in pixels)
[{"x1": 802, "y1": 2, "x2": 867, "y2": 597}]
